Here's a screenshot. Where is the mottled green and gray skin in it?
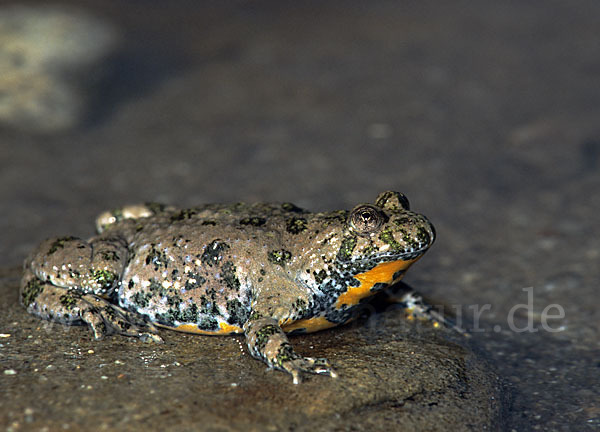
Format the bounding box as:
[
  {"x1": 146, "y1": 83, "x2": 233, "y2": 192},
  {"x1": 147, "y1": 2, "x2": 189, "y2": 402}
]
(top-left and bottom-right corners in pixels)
[{"x1": 21, "y1": 191, "x2": 438, "y2": 383}]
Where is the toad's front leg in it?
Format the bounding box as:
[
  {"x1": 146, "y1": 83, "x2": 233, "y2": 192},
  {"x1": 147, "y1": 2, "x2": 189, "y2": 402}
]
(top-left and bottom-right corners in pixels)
[{"x1": 243, "y1": 317, "x2": 337, "y2": 384}]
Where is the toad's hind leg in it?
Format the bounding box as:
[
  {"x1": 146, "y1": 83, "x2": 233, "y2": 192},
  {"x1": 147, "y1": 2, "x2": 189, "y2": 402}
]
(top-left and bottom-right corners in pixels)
[
  {"x1": 21, "y1": 235, "x2": 162, "y2": 342},
  {"x1": 21, "y1": 269, "x2": 162, "y2": 343},
  {"x1": 21, "y1": 268, "x2": 162, "y2": 342},
  {"x1": 26, "y1": 235, "x2": 129, "y2": 296}
]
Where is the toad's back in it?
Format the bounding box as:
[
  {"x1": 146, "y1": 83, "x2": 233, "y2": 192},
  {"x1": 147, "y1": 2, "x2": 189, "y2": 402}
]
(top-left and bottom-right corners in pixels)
[
  {"x1": 110, "y1": 202, "x2": 315, "y2": 335},
  {"x1": 120, "y1": 236, "x2": 255, "y2": 335}
]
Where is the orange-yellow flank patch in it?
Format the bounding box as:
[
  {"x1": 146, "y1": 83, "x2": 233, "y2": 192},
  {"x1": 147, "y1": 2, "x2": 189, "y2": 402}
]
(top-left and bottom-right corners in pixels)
[
  {"x1": 168, "y1": 321, "x2": 244, "y2": 335},
  {"x1": 281, "y1": 316, "x2": 337, "y2": 333},
  {"x1": 335, "y1": 258, "x2": 419, "y2": 308}
]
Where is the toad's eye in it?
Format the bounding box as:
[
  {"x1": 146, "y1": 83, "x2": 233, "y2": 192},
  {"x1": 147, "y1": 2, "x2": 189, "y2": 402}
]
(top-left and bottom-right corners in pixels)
[{"x1": 349, "y1": 205, "x2": 386, "y2": 234}]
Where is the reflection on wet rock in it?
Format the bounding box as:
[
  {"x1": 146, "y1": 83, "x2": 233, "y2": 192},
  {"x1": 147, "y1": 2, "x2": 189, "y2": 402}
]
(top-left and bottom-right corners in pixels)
[{"x1": 0, "y1": 5, "x2": 117, "y2": 133}]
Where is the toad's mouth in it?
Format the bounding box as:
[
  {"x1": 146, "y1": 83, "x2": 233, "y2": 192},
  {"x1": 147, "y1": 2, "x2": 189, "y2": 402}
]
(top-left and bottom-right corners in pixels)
[
  {"x1": 337, "y1": 242, "x2": 434, "y2": 266},
  {"x1": 372, "y1": 221, "x2": 436, "y2": 260}
]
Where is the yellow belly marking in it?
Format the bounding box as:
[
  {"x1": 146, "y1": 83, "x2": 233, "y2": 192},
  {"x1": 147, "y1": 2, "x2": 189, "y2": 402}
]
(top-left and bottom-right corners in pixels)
[{"x1": 335, "y1": 258, "x2": 419, "y2": 308}]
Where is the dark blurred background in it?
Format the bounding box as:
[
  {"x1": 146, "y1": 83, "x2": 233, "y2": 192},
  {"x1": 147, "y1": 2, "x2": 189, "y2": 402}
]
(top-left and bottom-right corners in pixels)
[{"x1": 1, "y1": 1, "x2": 599, "y2": 430}]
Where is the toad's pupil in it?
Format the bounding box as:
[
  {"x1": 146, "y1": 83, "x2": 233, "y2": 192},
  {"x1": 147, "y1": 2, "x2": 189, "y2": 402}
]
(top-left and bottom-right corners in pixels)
[{"x1": 360, "y1": 211, "x2": 374, "y2": 222}]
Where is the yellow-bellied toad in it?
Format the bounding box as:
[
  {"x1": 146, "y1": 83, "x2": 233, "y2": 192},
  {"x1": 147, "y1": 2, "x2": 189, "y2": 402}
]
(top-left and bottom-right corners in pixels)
[{"x1": 21, "y1": 191, "x2": 435, "y2": 383}]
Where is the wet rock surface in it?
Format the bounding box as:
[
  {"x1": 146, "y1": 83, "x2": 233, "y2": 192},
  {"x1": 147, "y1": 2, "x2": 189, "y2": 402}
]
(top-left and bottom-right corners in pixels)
[
  {"x1": 1, "y1": 1, "x2": 599, "y2": 430},
  {"x1": 0, "y1": 267, "x2": 504, "y2": 431}
]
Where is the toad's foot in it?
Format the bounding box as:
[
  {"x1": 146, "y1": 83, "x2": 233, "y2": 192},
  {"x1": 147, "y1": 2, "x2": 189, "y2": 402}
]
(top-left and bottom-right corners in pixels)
[
  {"x1": 399, "y1": 291, "x2": 469, "y2": 337},
  {"x1": 277, "y1": 349, "x2": 338, "y2": 384},
  {"x1": 82, "y1": 296, "x2": 164, "y2": 343},
  {"x1": 244, "y1": 317, "x2": 337, "y2": 384},
  {"x1": 21, "y1": 272, "x2": 163, "y2": 343}
]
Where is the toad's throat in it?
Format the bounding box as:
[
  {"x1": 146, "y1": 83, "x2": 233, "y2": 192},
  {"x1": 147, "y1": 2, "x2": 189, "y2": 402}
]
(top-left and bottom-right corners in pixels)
[{"x1": 335, "y1": 258, "x2": 419, "y2": 308}]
